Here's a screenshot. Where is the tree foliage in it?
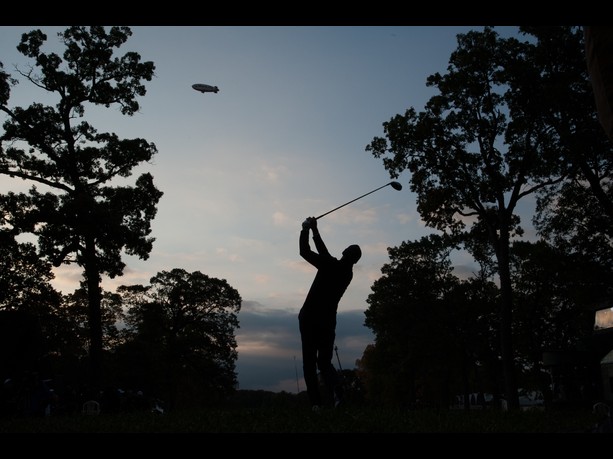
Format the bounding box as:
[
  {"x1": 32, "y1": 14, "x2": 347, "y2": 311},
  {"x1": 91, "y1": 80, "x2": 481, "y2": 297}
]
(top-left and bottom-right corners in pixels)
[
  {"x1": 0, "y1": 26, "x2": 163, "y2": 389},
  {"x1": 361, "y1": 234, "x2": 613, "y2": 408},
  {"x1": 362, "y1": 234, "x2": 499, "y2": 408},
  {"x1": 0, "y1": 217, "x2": 60, "y2": 313},
  {"x1": 116, "y1": 268, "x2": 242, "y2": 408},
  {"x1": 510, "y1": 240, "x2": 611, "y2": 401},
  {"x1": 365, "y1": 26, "x2": 602, "y2": 409},
  {"x1": 518, "y1": 27, "x2": 613, "y2": 263}
]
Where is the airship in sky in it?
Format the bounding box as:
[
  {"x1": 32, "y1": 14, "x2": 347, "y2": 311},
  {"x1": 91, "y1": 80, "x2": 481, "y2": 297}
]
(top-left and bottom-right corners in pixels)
[{"x1": 192, "y1": 83, "x2": 219, "y2": 94}]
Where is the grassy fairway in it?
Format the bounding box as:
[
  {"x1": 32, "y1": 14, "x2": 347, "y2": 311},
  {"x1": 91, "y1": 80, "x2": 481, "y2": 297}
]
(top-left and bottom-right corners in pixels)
[{"x1": 0, "y1": 405, "x2": 600, "y2": 433}]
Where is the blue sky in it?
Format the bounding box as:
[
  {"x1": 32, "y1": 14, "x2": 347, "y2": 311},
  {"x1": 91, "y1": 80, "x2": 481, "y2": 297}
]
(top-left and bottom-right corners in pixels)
[{"x1": 0, "y1": 25, "x2": 525, "y2": 392}]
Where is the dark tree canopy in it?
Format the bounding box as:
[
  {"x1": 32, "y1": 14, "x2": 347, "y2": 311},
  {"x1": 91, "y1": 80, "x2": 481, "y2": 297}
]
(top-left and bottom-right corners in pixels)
[
  {"x1": 1, "y1": 27, "x2": 161, "y2": 275},
  {"x1": 0, "y1": 26, "x2": 163, "y2": 389},
  {"x1": 366, "y1": 26, "x2": 606, "y2": 409},
  {"x1": 0, "y1": 223, "x2": 60, "y2": 313},
  {"x1": 363, "y1": 234, "x2": 500, "y2": 408},
  {"x1": 117, "y1": 269, "x2": 242, "y2": 408}
]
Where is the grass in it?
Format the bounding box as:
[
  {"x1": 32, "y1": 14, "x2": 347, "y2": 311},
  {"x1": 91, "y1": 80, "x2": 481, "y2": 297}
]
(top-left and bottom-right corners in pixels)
[{"x1": 0, "y1": 405, "x2": 601, "y2": 434}]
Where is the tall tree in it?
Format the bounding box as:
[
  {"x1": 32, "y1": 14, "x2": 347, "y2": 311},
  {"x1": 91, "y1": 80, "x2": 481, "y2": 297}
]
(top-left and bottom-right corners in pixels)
[
  {"x1": 366, "y1": 26, "x2": 597, "y2": 409},
  {"x1": 364, "y1": 234, "x2": 456, "y2": 407},
  {"x1": 515, "y1": 27, "x2": 613, "y2": 262},
  {"x1": 363, "y1": 233, "x2": 499, "y2": 408},
  {"x1": 118, "y1": 269, "x2": 242, "y2": 409},
  {"x1": 510, "y1": 240, "x2": 611, "y2": 402},
  {"x1": 0, "y1": 26, "x2": 163, "y2": 390}
]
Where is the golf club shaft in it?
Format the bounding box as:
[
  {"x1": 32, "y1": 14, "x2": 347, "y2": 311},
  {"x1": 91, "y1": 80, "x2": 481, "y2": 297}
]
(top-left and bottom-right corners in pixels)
[{"x1": 315, "y1": 182, "x2": 394, "y2": 220}]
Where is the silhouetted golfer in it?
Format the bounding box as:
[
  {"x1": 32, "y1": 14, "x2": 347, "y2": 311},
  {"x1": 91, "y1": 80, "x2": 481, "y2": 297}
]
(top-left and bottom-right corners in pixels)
[{"x1": 298, "y1": 216, "x2": 361, "y2": 411}]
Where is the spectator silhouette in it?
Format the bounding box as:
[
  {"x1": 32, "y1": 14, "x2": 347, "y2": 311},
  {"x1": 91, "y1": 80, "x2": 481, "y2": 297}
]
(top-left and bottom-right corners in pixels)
[{"x1": 591, "y1": 402, "x2": 613, "y2": 433}]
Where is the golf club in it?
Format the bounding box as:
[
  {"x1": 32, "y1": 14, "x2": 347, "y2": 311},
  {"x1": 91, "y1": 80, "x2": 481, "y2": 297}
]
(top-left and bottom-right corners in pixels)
[{"x1": 315, "y1": 181, "x2": 402, "y2": 220}]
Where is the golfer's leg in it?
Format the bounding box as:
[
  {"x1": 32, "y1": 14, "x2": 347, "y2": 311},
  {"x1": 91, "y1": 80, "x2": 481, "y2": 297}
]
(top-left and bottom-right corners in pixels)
[
  {"x1": 316, "y1": 327, "x2": 338, "y2": 406},
  {"x1": 300, "y1": 322, "x2": 321, "y2": 407}
]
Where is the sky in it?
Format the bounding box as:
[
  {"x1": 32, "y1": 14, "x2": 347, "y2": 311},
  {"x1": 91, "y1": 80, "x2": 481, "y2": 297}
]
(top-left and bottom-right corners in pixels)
[{"x1": 0, "y1": 25, "x2": 526, "y2": 393}]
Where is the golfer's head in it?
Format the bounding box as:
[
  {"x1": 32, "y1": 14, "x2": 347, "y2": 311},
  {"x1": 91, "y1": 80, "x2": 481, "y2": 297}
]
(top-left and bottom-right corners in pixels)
[{"x1": 342, "y1": 244, "x2": 361, "y2": 264}]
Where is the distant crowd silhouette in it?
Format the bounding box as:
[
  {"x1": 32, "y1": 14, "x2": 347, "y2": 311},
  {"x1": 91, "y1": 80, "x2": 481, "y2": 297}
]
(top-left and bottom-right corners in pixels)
[{"x1": 0, "y1": 373, "x2": 162, "y2": 418}]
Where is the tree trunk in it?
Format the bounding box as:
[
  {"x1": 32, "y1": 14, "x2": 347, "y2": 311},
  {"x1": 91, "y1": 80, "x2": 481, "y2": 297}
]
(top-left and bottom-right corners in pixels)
[
  {"x1": 84, "y1": 233, "x2": 103, "y2": 393},
  {"x1": 496, "y1": 234, "x2": 520, "y2": 410}
]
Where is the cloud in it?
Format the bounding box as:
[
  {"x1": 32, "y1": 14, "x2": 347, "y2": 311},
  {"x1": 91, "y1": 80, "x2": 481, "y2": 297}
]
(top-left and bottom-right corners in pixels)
[{"x1": 236, "y1": 301, "x2": 373, "y2": 391}]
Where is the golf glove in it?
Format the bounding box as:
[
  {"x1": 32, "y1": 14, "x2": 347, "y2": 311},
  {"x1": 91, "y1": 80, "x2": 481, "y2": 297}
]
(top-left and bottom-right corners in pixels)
[{"x1": 302, "y1": 219, "x2": 311, "y2": 230}]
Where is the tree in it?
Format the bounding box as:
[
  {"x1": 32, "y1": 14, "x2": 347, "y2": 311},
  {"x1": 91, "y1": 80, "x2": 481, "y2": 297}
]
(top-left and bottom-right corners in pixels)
[
  {"x1": 0, "y1": 26, "x2": 163, "y2": 390},
  {"x1": 118, "y1": 268, "x2": 242, "y2": 409},
  {"x1": 366, "y1": 26, "x2": 598, "y2": 409},
  {"x1": 512, "y1": 27, "x2": 613, "y2": 263},
  {"x1": 0, "y1": 205, "x2": 61, "y2": 314},
  {"x1": 510, "y1": 240, "x2": 611, "y2": 403},
  {"x1": 364, "y1": 234, "x2": 463, "y2": 407},
  {"x1": 361, "y1": 233, "x2": 502, "y2": 408},
  {"x1": 0, "y1": 205, "x2": 66, "y2": 383}
]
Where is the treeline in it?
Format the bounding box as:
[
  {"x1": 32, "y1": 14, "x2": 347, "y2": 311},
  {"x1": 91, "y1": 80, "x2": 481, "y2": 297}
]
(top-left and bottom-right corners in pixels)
[
  {"x1": 357, "y1": 26, "x2": 613, "y2": 410},
  {"x1": 0, "y1": 267, "x2": 241, "y2": 417}
]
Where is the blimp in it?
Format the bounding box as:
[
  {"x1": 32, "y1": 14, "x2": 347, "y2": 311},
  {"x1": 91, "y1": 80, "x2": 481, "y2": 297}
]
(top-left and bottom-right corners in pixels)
[{"x1": 192, "y1": 83, "x2": 219, "y2": 94}]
